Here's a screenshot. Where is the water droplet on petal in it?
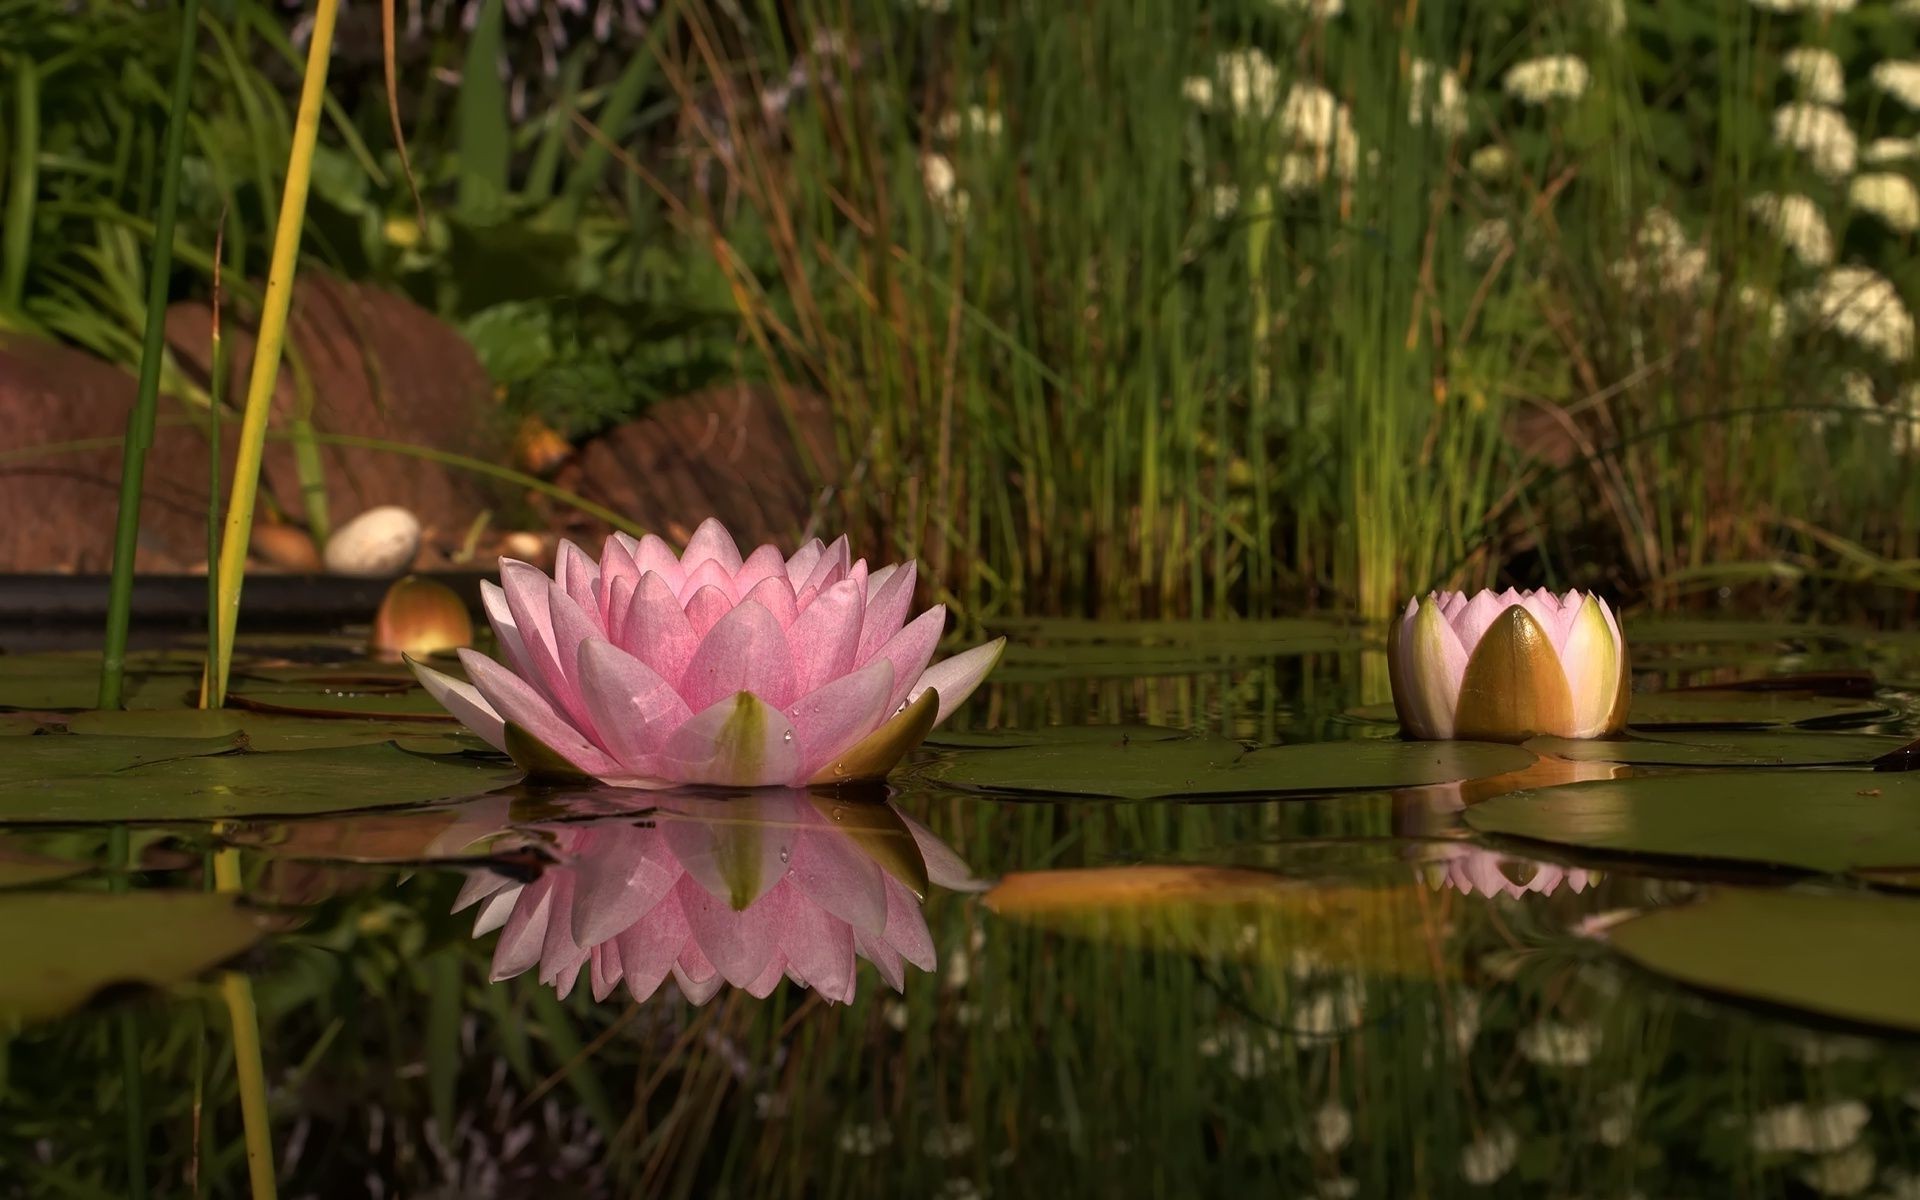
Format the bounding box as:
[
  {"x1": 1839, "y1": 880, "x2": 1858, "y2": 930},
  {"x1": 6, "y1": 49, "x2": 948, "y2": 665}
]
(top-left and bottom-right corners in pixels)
[
  {"x1": 779, "y1": 847, "x2": 791, "y2": 863},
  {"x1": 832, "y1": 807, "x2": 845, "y2": 822},
  {"x1": 782, "y1": 730, "x2": 794, "y2": 742}
]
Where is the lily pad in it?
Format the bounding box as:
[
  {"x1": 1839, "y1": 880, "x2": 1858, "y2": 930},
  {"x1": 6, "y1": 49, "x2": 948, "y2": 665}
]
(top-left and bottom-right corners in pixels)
[
  {"x1": 1465, "y1": 771, "x2": 1920, "y2": 877},
  {"x1": 0, "y1": 713, "x2": 46, "y2": 735},
  {"x1": 927, "y1": 736, "x2": 1535, "y2": 800},
  {"x1": 1626, "y1": 690, "x2": 1890, "y2": 729},
  {"x1": 0, "y1": 891, "x2": 263, "y2": 1024},
  {"x1": 1524, "y1": 731, "x2": 1908, "y2": 767},
  {"x1": 0, "y1": 733, "x2": 245, "y2": 785},
  {"x1": 0, "y1": 743, "x2": 520, "y2": 823},
  {"x1": 63, "y1": 707, "x2": 479, "y2": 752},
  {"x1": 924, "y1": 723, "x2": 1192, "y2": 750},
  {"x1": 1608, "y1": 888, "x2": 1920, "y2": 1034},
  {"x1": 226, "y1": 684, "x2": 456, "y2": 721}
]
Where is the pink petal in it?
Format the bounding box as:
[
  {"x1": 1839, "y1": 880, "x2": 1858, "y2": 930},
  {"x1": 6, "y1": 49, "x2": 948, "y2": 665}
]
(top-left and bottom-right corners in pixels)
[
  {"x1": 742, "y1": 574, "x2": 799, "y2": 629},
  {"x1": 899, "y1": 812, "x2": 987, "y2": 893},
  {"x1": 854, "y1": 929, "x2": 907, "y2": 992},
  {"x1": 620, "y1": 572, "x2": 700, "y2": 689},
  {"x1": 537, "y1": 872, "x2": 588, "y2": 985},
  {"x1": 682, "y1": 585, "x2": 734, "y2": 639},
  {"x1": 786, "y1": 825, "x2": 888, "y2": 938},
  {"x1": 453, "y1": 868, "x2": 516, "y2": 913},
  {"x1": 570, "y1": 825, "x2": 683, "y2": 948},
  {"x1": 733, "y1": 543, "x2": 788, "y2": 597},
  {"x1": 660, "y1": 797, "x2": 793, "y2": 908},
  {"x1": 633, "y1": 534, "x2": 684, "y2": 591},
  {"x1": 672, "y1": 959, "x2": 725, "y2": 1005},
  {"x1": 590, "y1": 940, "x2": 623, "y2": 1002},
  {"x1": 879, "y1": 874, "x2": 936, "y2": 971},
  {"x1": 677, "y1": 875, "x2": 783, "y2": 988},
  {"x1": 616, "y1": 887, "x2": 690, "y2": 1003},
  {"x1": 781, "y1": 898, "x2": 857, "y2": 1004},
  {"x1": 679, "y1": 518, "x2": 744, "y2": 578},
  {"x1": 458, "y1": 649, "x2": 622, "y2": 777},
  {"x1": 574, "y1": 638, "x2": 694, "y2": 769},
  {"x1": 909, "y1": 637, "x2": 1006, "y2": 727},
  {"x1": 799, "y1": 535, "x2": 851, "y2": 596},
  {"x1": 480, "y1": 581, "x2": 536, "y2": 681},
  {"x1": 865, "y1": 606, "x2": 945, "y2": 715},
  {"x1": 599, "y1": 536, "x2": 641, "y2": 629},
  {"x1": 605, "y1": 576, "x2": 637, "y2": 645},
  {"x1": 544, "y1": 581, "x2": 607, "y2": 733},
  {"x1": 407, "y1": 657, "x2": 506, "y2": 752},
  {"x1": 555, "y1": 540, "x2": 603, "y2": 631},
  {"x1": 500, "y1": 562, "x2": 592, "y2": 729},
  {"x1": 786, "y1": 659, "x2": 894, "y2": 781},
  {"x1": 1447, "y1": 589, "x2": 1509, "y2": 653},
  {"x1": 856, "y1": 561, "x2": 918, "y2": 666},
  {"x1": 744, "y1": 953, "x2": 789, "y2": 999},
  {"x1": 680, "y1": 557, "x2": 738, "y2": 605},
  {"x1": 679, "y1": 600, "x2": 799, "y2": 712},
  {"x1": 490, "y1": 876, "x2": 555, "y2": 981},
  {"x1": 785, "y1": 539, "x2": 825, "y2": 587},
  {"x1": 785, "y1": 577, "x2": 866, "y2": 699},
  {"x1": 472, "y1": 884, "x2": 524, "y2": 936}
]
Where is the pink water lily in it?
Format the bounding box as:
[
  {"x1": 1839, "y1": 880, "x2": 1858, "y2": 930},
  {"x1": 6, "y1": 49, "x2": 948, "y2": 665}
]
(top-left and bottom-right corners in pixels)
[
  {"x1": 409, "y1": 519, "x2": 1005, "y2": 787},
  {"x1": 1391, "y1": 588, "x2": 1629, "y2": 742},
  {"x1": 456, "y1": 792, "x2": 983, "y2": 1005}
]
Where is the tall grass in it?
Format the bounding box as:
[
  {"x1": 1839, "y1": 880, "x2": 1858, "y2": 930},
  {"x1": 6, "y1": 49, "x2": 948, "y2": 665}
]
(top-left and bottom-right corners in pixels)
[{"x1": 639, "y1": 0, "x2": 1920, "y2": 622}]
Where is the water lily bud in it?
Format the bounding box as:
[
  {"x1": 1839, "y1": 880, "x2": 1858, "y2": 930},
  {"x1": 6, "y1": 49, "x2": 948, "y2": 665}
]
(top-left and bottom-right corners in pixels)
[
  {"x1": 371, "y1": 576, "x2": 473, "y2": 658},
  {"x1": 1389, "y1": 588, "x2": 1628, "y2": 742}
]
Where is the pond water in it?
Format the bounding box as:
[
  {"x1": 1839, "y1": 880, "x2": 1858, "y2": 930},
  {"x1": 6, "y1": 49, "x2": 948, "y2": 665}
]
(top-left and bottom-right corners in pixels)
[{"x1": 3, "y1": 617, "x2": 1920, "y2": 1197}]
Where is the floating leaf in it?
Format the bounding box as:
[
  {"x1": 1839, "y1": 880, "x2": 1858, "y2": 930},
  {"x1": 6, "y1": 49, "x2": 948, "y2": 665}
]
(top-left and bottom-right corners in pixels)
[
  {"x1": 219, "y1": 794, "x2": 526, "y2": 865},
  {"x1": 0, "y1": 892, "x2": 262, "y2": 1024},
  {"x1": 0, "y1": 733, "x2": 245, "y2": 785},
  {"x1": 226, "y1": 684, "x2": 456, "y2": 720},
  {"x1": 63, "y1": 707, "x2": 478, "y2": 752},
  {"x1": 0, "y1": 713, "x2": 46, "y2": 735},
  {"x1": 1608, "y1": 888, "x2": 1920, "y2": 1033},
  {"x1": 1466, "y1": 771, "x2": 1920, "y2": 877},
  {"x1": 1626, "y1": 690, "x2": 1890, "y2": 730},
  {"x1": 924, "y1": 723, "x2": 1191, "y2": 750},
  {"x1": 0, "y1": 743, "x2": 519, "y2": 823},
  {"x1": 1524, "y1": 731, "x2": 1907, "y2": 768},
  {"x1": 928, "y1": 737, "x2": 1534, "y2": 800}
]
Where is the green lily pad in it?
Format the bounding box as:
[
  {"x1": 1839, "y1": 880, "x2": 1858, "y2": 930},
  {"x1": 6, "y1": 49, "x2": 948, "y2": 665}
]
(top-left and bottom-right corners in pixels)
[
  {"x1": 1608, "y1": 888, "x2": 1920, "y2": 1034},
  {"x1": 927, "y1": 736, "x2": 1535, "y2": 800},
  {"x1": 63, "y1": 707, "x2": 478, "y2": 752},
  {"x1": 1626, "y1": 690, "x2": 1891, "y2": 729},
  {"x1": 226, "y1": 683, "x2": 456, "y2": 720},
  {"x1": 1465, "y1": 771, "x2": 1920, "y2": 877},
  {"x1": 0, "y1": 891, "x2": 262, "y2": 1025},
  {"x1": 0, "y1": 713, "x2": 46, "y2": 735},
  {"x1": 0, "y1": 733, "x2": 246, "y2": 785},
  {"x1": 1524, "y1": 731, "x2": 1908, "y2": 767},
  {"x1": 0, "y1": 743, "x2": 520, "y2": 823},
  {"x1": 925, "y1": 723, "x2": 1192, "y2": 750}
]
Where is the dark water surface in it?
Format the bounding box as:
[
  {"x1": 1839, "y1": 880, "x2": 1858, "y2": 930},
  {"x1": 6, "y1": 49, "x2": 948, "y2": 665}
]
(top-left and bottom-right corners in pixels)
[{"x1": 4, "y1": 618, "x2": 1920, "y2": 1198}]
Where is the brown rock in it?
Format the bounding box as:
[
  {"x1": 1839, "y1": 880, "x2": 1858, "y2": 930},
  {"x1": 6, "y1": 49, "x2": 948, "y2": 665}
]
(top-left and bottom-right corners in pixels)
[
  {"x1": 0, "y1": 335, "x2": 220, "y2": 572},
  {"x1": 165, "y1": 273, "x2": 506, "y2": 551},
  {"x1": 554, "y1": 384, "x2": 841, "y2": 550}
]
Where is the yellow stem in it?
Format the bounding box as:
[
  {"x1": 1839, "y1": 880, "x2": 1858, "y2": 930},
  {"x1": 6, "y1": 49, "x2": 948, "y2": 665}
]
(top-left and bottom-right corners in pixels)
[
  {"x1": 206, "y1": 0, "x2": 341, "y2": 706},
  {"x1": 214, "y1": 839, "x2": 276, "y2": 1200}
]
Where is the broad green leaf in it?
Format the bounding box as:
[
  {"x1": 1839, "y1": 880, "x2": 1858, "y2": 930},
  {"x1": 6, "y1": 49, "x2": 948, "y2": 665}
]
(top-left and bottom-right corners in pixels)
[
  {"x1": 0, "y1": 743, "x2": 519, "y2": 823},
  {"x1": 1466, "y1": 771, "x2": 1920, "y2": 877},
  {"x1": 64, "y1": 707, "x2": 478, "y2": 752},
  {"x1": 928, "y1": 737, "x2": 1534, "y2": 800},
  {"x1": 0, "y1": 892, "x2": 262, "y2": 1025},
  {"x1": 1525, "y1": 731, "x2": 1907, "y2": 767},
  {"x1": 924, "y1": 723, "x2": 1191, "y2": 750},
  {"x1": 1627, "y1": 690, "x2": 1890, "y2": 729},
  {"x1": 1609, "y1": 888, "x2": 1920, "y2": 1034}
]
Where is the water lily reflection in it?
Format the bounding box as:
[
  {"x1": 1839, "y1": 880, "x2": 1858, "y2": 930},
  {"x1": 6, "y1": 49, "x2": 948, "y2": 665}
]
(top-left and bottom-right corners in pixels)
[{"x1": 455, "y1": 789, "x2": 983, "y2": 1005}]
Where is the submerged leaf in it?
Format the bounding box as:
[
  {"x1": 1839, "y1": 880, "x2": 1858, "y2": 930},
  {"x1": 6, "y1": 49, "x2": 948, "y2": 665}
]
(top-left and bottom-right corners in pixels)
[
  {"x1": 0, "y1": 892, "x2": 262, "y2": 1024},
  {"x1": 1608, "y1": 888, "x2": 1920, "y2": 1034}
]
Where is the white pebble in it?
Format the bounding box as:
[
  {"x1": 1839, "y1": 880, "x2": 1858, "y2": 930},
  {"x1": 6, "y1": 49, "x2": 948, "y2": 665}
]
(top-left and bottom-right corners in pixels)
[{"x1": 324, "y1": 506, "x2": 422, "y2": 577}]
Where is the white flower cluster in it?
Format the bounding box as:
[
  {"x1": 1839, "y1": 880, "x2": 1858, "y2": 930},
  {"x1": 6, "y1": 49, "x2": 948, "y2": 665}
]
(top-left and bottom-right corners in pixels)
[
  {"x1": 1503, "y1": 55, "x2": 1591, "y2": 105},
  {"x1": 1800, "y1": 1145, "x2": 1875, "y2": 1196},
  {"x1": 1215, "y1": 47, "x2": 1281, "y2": 117},
  {"x1": 935, "y1": 105, "x2": 1003, "y2": 141},
  {"x1": 1850, "y1": 172, "x2": 1920, "y2": 232},
  {"x1": 1864, "y1": 136, "x2": 1920, "y2": 164},
  {"x1": 1750, "y1": 0, "x2": 1857, "y2": 11},
  {"x1": 921, "y1": 153, "x2": 970, "y2": 222},
  {"x1": 1773, "y1": 102, "x2": 1858, "y2": 178},
  {"x1": 1872, "y1": 60, "x2": 1920, "y2": 110},
  {"x1": 1278, "y1": 82, "x2": 1360, "y2": 191},
  {"x1": 1782, "y1": 47, "x2": 1845, "y2": 104},
  {"x1": 1269, "y1": 0, "x2": 1344, "y2": 15},
  {"x1": 1749, "y1": 192, "x2": 1835, "y2": 265},
  {"x1": 1409, "y1": 58, "x2": 1469, "y2": 137},
  {"x1": 1516, "y1": 1019, "x2": 1601, "y2": 1067},
  {"x1": 1798, "y1": 265, "x2": 1916, "y2": 361},
  {"x1": 1749, "y1": 1100, "x2": 1869, "y2": 1154},
  {"x1": 1460, "y1": 1125, "x2": 1519, "y2": 1186},
  {"x1": 1465, "y1": 217, "x2": 1512, "y2": 265},
  {"x1": 1612, "y1": 206, "x2": 1711, "y2": 295}
]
